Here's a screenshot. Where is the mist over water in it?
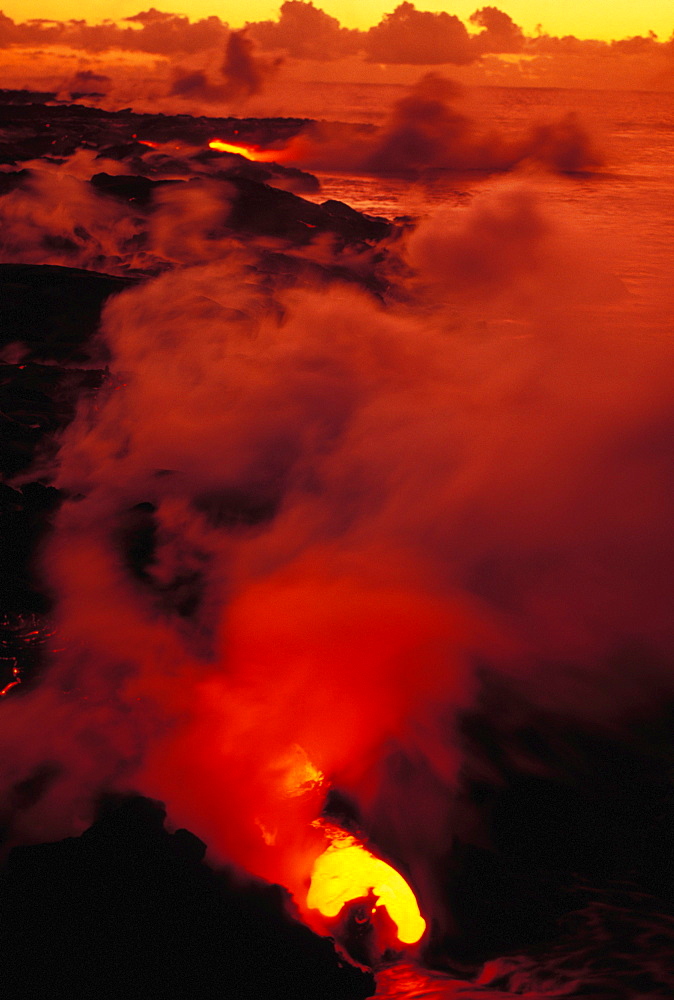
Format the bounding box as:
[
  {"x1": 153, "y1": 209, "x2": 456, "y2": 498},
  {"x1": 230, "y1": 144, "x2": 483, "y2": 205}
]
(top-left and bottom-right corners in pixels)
[
  {"x1": 1, "y1": 79, "x2": 673, "y2": 998},
  {"x1": 306, "y1": 85, "x2": 674, "y2": 292}
]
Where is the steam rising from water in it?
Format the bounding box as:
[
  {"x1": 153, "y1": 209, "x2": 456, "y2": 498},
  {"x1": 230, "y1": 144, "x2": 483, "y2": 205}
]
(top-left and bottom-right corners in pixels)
[
  {"x1": 280, "y1": 75, "x2": 603, "y2": 175},
  {"x1": 0, "y1": 92, "x2": 672, "y2": 942}
]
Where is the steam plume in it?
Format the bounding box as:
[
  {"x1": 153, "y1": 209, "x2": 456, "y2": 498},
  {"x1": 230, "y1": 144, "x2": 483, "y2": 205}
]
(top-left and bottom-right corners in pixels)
[
  {"x1": 1, "y1": 169, "x2": 672, "y2": 942},
  {"x1": 282, "y1": 74, "x2": 603, "y2": 175}
]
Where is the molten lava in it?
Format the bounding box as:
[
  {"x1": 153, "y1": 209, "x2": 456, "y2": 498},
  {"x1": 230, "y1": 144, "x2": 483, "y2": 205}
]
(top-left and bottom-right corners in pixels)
[
  {"x1": 208, "y1": 139, "x2": 285, "y2": 162},
  {"x1": 308, "y1": 825, "x2": 426, "y2": 945},
  {"x1": 0, "y1": 665, "x2": 20, "y2": 696}
]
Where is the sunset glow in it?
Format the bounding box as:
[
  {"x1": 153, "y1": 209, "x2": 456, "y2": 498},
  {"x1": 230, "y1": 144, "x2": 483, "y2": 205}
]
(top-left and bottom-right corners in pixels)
[
  {"x1": 1, "y1": 1, "x2": 672, "y2": 41},
  {"x1": 0, "y1": 0, "x2": 670, "y2": 97}
]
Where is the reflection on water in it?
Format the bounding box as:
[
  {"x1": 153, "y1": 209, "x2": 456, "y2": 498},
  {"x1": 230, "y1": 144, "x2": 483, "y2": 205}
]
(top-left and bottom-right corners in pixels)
[
  {"x1": 374, "y1": 884, "x2": 674, "y2": 998},
  {"x1": 374, "y1": 962, "x2": 511, "y2": 999}
]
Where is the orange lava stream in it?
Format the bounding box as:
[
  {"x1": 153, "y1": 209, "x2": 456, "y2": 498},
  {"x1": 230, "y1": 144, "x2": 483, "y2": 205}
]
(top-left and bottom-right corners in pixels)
[
  {"x1": 208, "y1": 139, "x2": 286, "y2": 162},
  {"x1": 0, "y1": 665, "x2": 21, "y2": 697}
]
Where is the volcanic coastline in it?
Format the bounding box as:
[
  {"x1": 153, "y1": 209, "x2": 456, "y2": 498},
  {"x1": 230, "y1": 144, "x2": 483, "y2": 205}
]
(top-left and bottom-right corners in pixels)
[
  {"x1": 0, "y1": 93, "x2": 394, "y2": 1000},
  {"x1": 2, "y1": 90, "x2": 674, "y2": 1000}
]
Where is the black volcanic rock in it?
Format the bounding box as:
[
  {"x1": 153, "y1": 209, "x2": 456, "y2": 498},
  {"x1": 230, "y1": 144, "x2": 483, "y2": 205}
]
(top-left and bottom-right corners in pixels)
[
  {"x1": 0, "y1": 795, "x2": 375, "y2": 1000},
  {"x1": 0, "y1": 89, "x2": 58, "y2": 105},
  {"x1": 419, "y1": 671, "x2": 674, "y2": 967},
  {"x1": 90, "y1": 171, "x2": 179, "y2": 205},
  {"x1": 202, "y1": 154, "x2": 320, "y2": 195},
  {"x1": 0, "y1": 263, "x2": 135, "y2": 363},
  {"x1": 85, "y1": 170, "x2": 392, "y2": 247},
  {"x1": 0, "y1": 169, "x2": 30, "y2": 195},
  {"x1": 0, "y1": 361, "x2": 106, "y2": 475},
  {"x1": 225, "y1": 175, "x2": 392, "y2": 245},
  {"x1": 0, "y1": 97, "x2": 310, "y2": 168},
  {"x1": 0, "y1": 264, "x2": 125, "y2": 618},
  {"x1": 0, "y1": 480, "x2": 62, "y2": 614},
  {"x1": 0, "y1": 361, "x2": 105, "y2": 615}
]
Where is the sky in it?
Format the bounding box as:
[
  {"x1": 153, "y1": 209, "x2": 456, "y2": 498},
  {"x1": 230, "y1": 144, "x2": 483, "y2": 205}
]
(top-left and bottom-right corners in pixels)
[
  {"x1": 1, "y1": 0, "x2": 671, "y2": 99},
  {"x1": 2, "y1": 0, "x2": 673, "y2": 41}
]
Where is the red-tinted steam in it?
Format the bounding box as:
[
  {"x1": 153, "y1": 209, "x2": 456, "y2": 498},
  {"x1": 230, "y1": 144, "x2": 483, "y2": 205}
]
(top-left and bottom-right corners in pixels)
[
  {"x1": 222, "y1": 29, "x2": 279, "y2": 98},
  {"x1": 281, "y1": 74, "x2": 603, "y2": 175},
  {"x1": 0, "y1": 132, "x2": 672, "y2": 941}
]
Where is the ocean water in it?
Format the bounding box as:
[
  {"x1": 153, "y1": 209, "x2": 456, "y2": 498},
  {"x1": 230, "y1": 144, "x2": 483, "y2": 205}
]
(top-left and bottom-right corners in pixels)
[{"x1": 302, "y1": 84, "x2": 673, "y2": 306}]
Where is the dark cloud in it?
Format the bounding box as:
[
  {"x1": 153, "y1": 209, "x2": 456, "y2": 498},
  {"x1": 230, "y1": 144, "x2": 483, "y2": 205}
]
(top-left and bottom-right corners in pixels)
[
  {"x1": 247, "y1": 1, "x2": 359, "y2": 60},
  {"x1": 610, "y1": 31, "x2": 661, "y2": 54},
  {"x1": 125, "y1": 8, "x2": 179, "y2": 24},
  {"x1": 470, "y1": 5, "x2": 525, "y2": 54},
  {"x1": 364, "y1": 3, "x2": 474, "y2": 65},
  {"x1": 0, "y1": 10, "x2": 230, "y2": 55},
  {"x1": 70, "y1": 68, "x2": 110, "y2": 83},
  {"x1": 0, "y1": 3, "x2": 672, "y2": 91}
]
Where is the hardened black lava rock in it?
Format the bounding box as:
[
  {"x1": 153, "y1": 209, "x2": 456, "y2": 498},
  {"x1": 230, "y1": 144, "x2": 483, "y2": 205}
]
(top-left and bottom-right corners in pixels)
[
  {"x1": 0, "y1": 795, "x2": 375, "y2": 1000},
  {"x1": 0, "y1": 263, "x2": 135, "y2": 363}
]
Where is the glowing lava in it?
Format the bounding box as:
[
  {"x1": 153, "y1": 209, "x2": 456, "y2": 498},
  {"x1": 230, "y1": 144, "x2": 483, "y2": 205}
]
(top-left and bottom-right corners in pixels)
[
  {"x1": 0, "y1": 665, "x2": 20, "y2": 697},
  {"x1": 208, "y1": 139, "x2": 285, "y2": 162},
  {"x1": 308, "y1": 825, "x2": 426, "y2": 945}
]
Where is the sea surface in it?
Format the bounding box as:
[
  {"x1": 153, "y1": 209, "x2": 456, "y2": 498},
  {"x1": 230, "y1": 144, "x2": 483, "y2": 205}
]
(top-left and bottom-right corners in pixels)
[{"x1": 299, "y1": 84, "x2": 673, "y2": 308}]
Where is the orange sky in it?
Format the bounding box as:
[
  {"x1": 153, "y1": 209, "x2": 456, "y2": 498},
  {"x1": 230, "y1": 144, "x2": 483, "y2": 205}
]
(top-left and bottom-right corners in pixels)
[{"x1": 2, "y1": 0, "x2": 672, "y2": 41}]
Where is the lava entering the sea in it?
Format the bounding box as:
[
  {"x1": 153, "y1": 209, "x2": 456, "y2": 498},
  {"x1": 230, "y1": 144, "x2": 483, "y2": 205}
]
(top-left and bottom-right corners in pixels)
[
  {"x1": 208, "y1": 139, "x2": 287, "y2": 162},
  {"x1": 308, "y1": 822, "x2": 427, "y2": 947}
]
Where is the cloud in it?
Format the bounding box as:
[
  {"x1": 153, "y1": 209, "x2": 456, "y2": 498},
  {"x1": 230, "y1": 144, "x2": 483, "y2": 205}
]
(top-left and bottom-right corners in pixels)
[
  {"x1": 247, "y1": 1, "x2": 359, "y2": 61},
  {"x1": 0, "y1": 10, "x2": 230, "y2": 55},
  {"x1": 470, "y1": 6, "x2": 525, "y2": 54},
  {"x1": 1, "y1": 4, "x2": 672, "y2": 99},
  {"x1": 125, "y1": 7, "x2": 178, "y2": 24},
  {"x1": 364, "y1": 3, "x2": 474, "y2": 65},
  {"x1": 166, "y1": 28, "x2": 281, "y2": 106}
]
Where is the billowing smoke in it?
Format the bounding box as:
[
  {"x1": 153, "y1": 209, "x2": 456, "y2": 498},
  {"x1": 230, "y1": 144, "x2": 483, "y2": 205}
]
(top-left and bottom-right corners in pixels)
[
  {"x1": 282, "y1": 74, "x2": 603, "y2": 174},
  {"x1": 0, "y1": 162, "x2": 147, "y2": 273},
  {"x1": 222, "y1": 28, "x2": 278, "y2": 98},
  {"x1": 168, "y1": 28, "x2": 281, "y2": 106},
  {"x1": 1, "y1": 121, "x2": 672, "y2": 949}
]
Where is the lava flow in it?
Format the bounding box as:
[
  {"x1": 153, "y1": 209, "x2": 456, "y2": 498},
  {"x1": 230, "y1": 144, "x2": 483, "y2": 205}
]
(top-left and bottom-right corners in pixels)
[
  {"x1": 308, "y1": 823, "x2": 427, "y2": 946},
  {"x1": 208, "y1": 138, "x2": 287, "y2": 162}
]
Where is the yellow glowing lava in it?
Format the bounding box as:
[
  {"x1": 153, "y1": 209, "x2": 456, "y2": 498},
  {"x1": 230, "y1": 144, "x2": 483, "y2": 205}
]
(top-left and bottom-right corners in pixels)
[
  {"x1": 308, "y1": 827, "x2": 426, "y2": 945},
  {"x1": 208, "y1": 139, "x2": 284, "y2": 162}
]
